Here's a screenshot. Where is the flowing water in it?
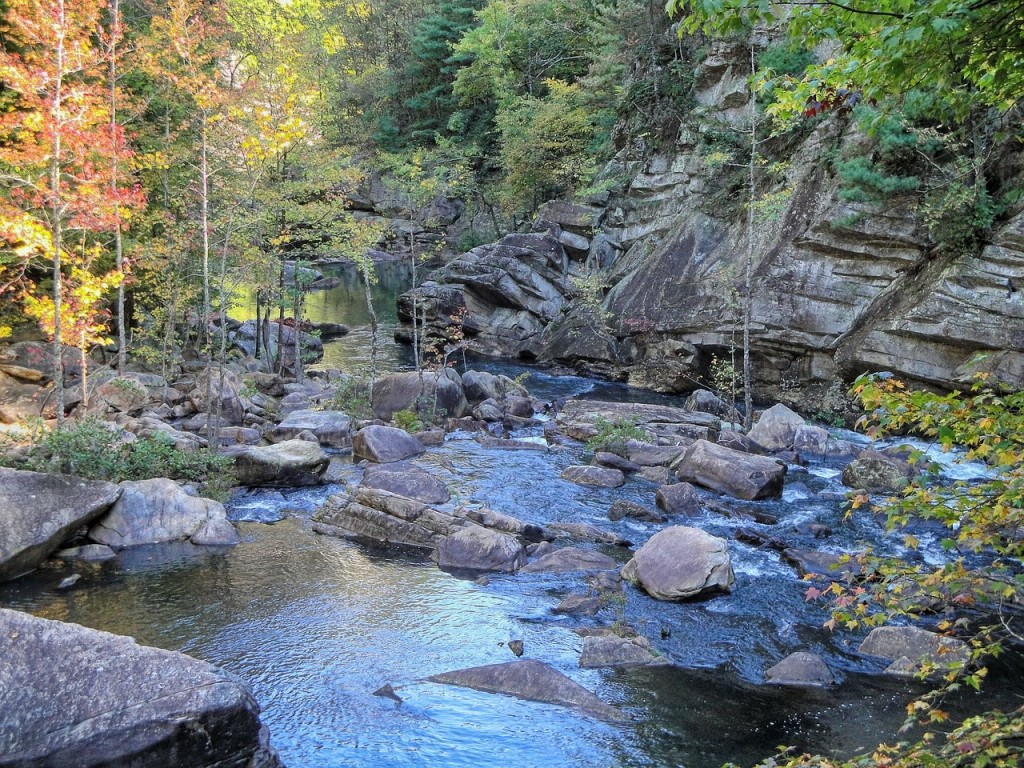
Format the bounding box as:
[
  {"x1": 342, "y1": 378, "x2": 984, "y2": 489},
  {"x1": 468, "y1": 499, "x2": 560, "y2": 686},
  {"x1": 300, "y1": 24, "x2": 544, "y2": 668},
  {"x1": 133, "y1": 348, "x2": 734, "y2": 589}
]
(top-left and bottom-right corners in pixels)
[{"x1": 2, "y1": 262, "x2": 1019, "y2": 768}]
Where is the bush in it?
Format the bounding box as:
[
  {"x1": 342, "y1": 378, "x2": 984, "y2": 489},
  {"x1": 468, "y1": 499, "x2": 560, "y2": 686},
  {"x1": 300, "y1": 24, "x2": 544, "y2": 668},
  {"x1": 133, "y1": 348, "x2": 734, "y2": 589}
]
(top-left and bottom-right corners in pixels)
[
  {"x1": 15, "y1": 417, "x2": 234, "y2": 497},
  {"x1": 585, "y1": 416, "x2": 646, "y2": 456},
  {"x1": 323, "y1": 376, "x2": 374, "y2": 420}
]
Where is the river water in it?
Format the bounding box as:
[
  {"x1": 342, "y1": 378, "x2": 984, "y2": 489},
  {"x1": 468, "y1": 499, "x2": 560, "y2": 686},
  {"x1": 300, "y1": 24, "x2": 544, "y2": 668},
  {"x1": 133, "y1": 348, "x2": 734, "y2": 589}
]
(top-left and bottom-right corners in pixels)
[{"x1": 1, "y1": 262, "x2": 1017, "y2": 768}]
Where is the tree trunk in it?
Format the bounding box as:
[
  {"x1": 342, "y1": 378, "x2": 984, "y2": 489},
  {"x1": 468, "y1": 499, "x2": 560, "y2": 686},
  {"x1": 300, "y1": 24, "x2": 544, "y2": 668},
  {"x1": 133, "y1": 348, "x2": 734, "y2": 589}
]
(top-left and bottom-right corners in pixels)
[{"x1": 742, "y1": 44, "x2": 755, "y2": 432}]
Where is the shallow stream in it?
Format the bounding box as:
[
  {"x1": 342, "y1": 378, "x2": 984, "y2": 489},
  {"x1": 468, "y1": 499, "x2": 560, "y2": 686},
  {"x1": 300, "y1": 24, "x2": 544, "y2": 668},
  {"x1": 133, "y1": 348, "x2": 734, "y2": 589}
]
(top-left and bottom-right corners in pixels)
[{"x1": 2, "y1": 263, "x2": 1017, "y2": 767}]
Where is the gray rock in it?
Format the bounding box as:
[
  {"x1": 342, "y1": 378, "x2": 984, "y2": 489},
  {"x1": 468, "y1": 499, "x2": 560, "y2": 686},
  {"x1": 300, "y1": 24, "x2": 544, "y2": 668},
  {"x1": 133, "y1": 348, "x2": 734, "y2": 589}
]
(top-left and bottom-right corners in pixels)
[
  {"x1": 191, "y1": 516, "x2": 242, "y2": 546},
  {"x1": 765, "y1": 652, "x2": 834, "y2": 687},
  {"x1": 434, "y1": 525, "x2": 527, "y2": 572},
  {"x1": 560, "y1": 465, "x2": 625, "y2": 488},
  {"x1": 429, "y1": 659, "x2": 627, "y2": 722},
  {"x1": 461, "y1": 370, "x2": 528, "y2": 404},
  {"x1": 621, "y1": 526, "x2": 735, "y2": 600},
  {"x1": 521, "y1": 547, "x2": 617, "y2": 574},
  {"x1": 89, "y1": 478, "x2": 236, "y2": 549},
  {"x1": 352, "y1": 425, "x2": 426, "y2": 463},
  {"x1": 461, "y1": 507, "x2": 549, "y2": 542},
  {"x1": 0, "y1": 468, "x2": 121, "y2": 581},
  {"x1": 747, "y1": 404, "x2": 806, "y2": 451},
  {"x1": 55, "y1": 544, "x2": 117, "y2": 562},
  {"x1": 552, "y1": 593, "x2": 602, "y2": 616},
  {"x1": 547, "y1": 522, "x2": 630, "y2": 546},
  {"x1": 312, "y1": 488, "x2": 454, "y2": 550},
  {"x1": 674, "y1": 439, "x2": 786, "y2": 500},
  {"x1": 268, "y1": 409, "x2": 352, "y2": 448},
  {"x1": 0, "y1": 607, "x2": 282, "y2": 768},
  {"x1": 858, "y1": 625, "x2": 970, "y2": 676},
  {"x1": 361, "y1": 461, "x2": 450, "y2": 505},
  {"x1": 841, "y1": 450, "x2": 912, "y2": 492},
  {"x1": 231, "y1": 439, "x2": 330, "y2": 487},
  {"x1": 608, "y1": 500, "x2": 665, "y2": 523},
  {"x1": 716, "y1": 430, "x2": 769, "y2": 455},
  {"x1": 656, "y1": 482, "x2": 702, "y2": 515},
  {"x1": 684, "y1": 389, "x2": 740, "y2": 421},
  {"x1": 592, "y1": 451, "x2": 641, "y2": 472},
  {"x1": 371, "y1": 370, "x2": 469, "y2": 421},
  {"x1": 579, "y1": 634, "x2": 667, "y2": 668}
]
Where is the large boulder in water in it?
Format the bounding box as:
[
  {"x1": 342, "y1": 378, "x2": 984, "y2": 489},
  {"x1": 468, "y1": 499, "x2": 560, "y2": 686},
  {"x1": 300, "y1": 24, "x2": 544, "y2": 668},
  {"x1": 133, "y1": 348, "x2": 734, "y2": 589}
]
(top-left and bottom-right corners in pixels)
[
  {"x1": 433, "y1": 525, "x2": 527, "y2": 572},
  {"x1": 230, "y1": 439, "x2": 329, "y2": 487},
  {"x1": 360, "y1": 461, "x2": 450, "y2": 505},
  {"x1": 858, "y1": 625, "x2": 970, "y2": 676},
  {"x1": 765, "y1": 652, "x2": 834, "y2": 687},
  {"x1": 674, "y1": 439, "x2": 786, "y2": 500},
  {"x1": 841, "y1": 450, "x2": 912, "y2": 493},
  {"x1": 0, "y1": 608, "x2": 282, "y2": 768},
  {"x1": 352, "y1": 425, "x2": 426, "y2": 463},
  {"x1": 622, "y1": 526, "x2": 735, "y2": 601},
  {"x1": 0, "y1": 467, "x2": 121, "y2": 581},
  {"x1": 747, "y1": 403, "x2": 806, "y2": 451},
  {"x1": 371, "y1": 370, "x2": 469, "y2": 421},
  {"x1": 88, "y1": 478, "x2": 238, "y2": 549},
  {"x1": 429, "y1": 659, "x2": 626, "y2": 722},
  {"x1": 461, "y1": 370, "x2": 529, "y2": 404}
]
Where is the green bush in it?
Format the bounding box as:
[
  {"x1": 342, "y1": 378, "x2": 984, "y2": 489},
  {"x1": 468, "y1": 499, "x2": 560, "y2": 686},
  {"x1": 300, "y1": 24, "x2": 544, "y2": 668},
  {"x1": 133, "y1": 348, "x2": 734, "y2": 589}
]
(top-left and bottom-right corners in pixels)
[
  {"x1": 392, "y1": 408, "x2": 424, "y2": 433},
  {"x1": 323, "y1": 376, "x2": 374, "y2": 420},
  {"x1": 585, "y1": 416, "x2": 646, "y2": 456},
  {"x1": 16, "y1": 418, "x2": 234, "y2": 497}
]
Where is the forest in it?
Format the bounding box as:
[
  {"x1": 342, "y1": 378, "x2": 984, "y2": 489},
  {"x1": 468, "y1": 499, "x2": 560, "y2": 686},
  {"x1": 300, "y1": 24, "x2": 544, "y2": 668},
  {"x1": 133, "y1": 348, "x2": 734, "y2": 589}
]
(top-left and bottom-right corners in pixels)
[{"x1": 1, "y1": 1, "x2": 1024, "y2": 767}]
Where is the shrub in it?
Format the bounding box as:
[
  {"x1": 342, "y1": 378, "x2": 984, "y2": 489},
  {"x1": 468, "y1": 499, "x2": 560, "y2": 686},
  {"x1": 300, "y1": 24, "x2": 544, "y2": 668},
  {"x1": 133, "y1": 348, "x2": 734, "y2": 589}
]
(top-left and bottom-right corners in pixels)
[
  {"x1": 323, "y1": 376, "x2": 374, "y2": 420},
  {"x1": 585, "y1": 416, "x2": 646, "y2": 456}
]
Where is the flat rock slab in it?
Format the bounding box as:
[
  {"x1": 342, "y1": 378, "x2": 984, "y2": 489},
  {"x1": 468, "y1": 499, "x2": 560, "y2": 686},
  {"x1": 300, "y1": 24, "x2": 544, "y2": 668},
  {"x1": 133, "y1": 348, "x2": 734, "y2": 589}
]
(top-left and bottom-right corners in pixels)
[
  {"x1": 434, "y1": 525, "x2": 526, "y2": 573},
  {"x1": 520, "y1": 547, "x2": 617, "y2": 574},
  {"x1": 0, "y1": 468, "x2": 121, "y2": 581},
  {"x1": 352, "y1": 425, "x2": 426, "y2": 463},
  {"x1": 0, "y1": 608, "x2": 282, "y2": 768},
  {"x1": 361, "y1": 461, "x2": 450, "y2": 505},
  {"x1": 231, "y1": 439, "x2": 330, "y2": 487},
  {"x1": 429, "y1": 659, "x2": 627, "y2": 722},
  {"x1": 560, "y1": 465, "x2": 625, "y2": 488}
]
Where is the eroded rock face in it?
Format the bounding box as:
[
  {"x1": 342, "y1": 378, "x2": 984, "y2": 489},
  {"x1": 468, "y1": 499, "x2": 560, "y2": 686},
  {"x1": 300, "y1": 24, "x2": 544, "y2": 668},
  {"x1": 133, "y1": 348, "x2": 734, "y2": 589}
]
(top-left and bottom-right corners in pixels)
[
  {"x1": 0, "y1": 608, "x2": 282, "y2": 768},
  {"x1": 674, "y1": 439, "x2": 786, "y2": 500},
  {"x1": 0, "y1": 468, "x2": 121, "y2": 581},
  {"x1": 622, "y1": 526, "x2": 734, "y2": 601},
  {"x1": 428, "y1": 659, "x2": 627, "y2": 722},
  {"x1": 89, "y1": 478, "x2": 238, "y2": 549}
]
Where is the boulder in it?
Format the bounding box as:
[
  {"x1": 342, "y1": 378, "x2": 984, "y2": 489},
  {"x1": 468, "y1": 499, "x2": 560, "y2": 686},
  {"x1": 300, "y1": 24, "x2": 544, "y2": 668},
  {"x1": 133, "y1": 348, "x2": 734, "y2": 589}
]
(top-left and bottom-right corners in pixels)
[
  {"x1": 674, "y1": 439, "x2": 786, "y2": 500},
  {"x1": 716, "y1": 430, "x2": 769, "y2": 455},
  {"x1": 560, "y1": 465, "x2": 625, "y2": 488},
  {"x1": 461, "y1": 507, "x2": 550, "y2": 542},
  {"x1": 428, "y1": 659, "x2": 626, "y2": 722},
  {"x1": 0, "y1": 468, "x2": 121, "y2": 581},
  {"x1": 433, "y1": 525, "x2": 527, "y2": 572},
  {"x1": 187, "y1": 368, "x2": 246, "y2": 426},
  {"x1": 371, "y1": 370, "x2": 469, "y2": 421},
  {"x1": 621, "y1": 526, "x2": 735, "y2": 600},
  {"x1": 579, "y1": 634, "x2": 667, "y2": 668},
  {"x1": 268, "y1": 409, "x2": 352, "y2": 449},
  {"x1": 747, "y1": 404, "x2": 806, "y2": 451},
  {"x1": 520, "y1": 547, "x2": 617, "y2": 573},
  {"x1": 231, "y1": 439, "x2": 329, "y2": 487},
  {"x1": 0, "y1": 369, "x2": 55, "y2": 423},
  {"x1": 547, "y1": 522, "x2": 630, "y2": 546},
  {"x1": 684, "y1": 389, "x2": 740, "y2": 421},
  {"x1": 0, "y1": 608, "x2": 281, "y2": 768},
  {"x1": 656, "y1": 482, "x2": 702, "y2": 515},
  {"x1": 89, "y1": 478, "x2": 238, "y2": 549},
  {"x1": 858, "y1": 625, "x2": 970, "y2": 676},
  {"x1": 55, "y1": 544, "x2": 117, "y2": 562},
  {"x1": 360, "y1": 461, "x2": 450, "y2": 505},
  {"x1": 461, "y1": 370, "x2": 528, "y2": 404},
  {"x1": 592, "y1": 451, "x2": 641, "y2": 472},
  {"x1": 608, "y1": 500, "x2": 666, "y2": 523},
  {"x1": 352, "y1": 425, "x2": 426, "y2": 463},
  {"x1": 765, "y1": 652, "x2": 834, "y2": 687},
  {"x1": 841, "y1": 450, "x2": 912, "y2": 493}
]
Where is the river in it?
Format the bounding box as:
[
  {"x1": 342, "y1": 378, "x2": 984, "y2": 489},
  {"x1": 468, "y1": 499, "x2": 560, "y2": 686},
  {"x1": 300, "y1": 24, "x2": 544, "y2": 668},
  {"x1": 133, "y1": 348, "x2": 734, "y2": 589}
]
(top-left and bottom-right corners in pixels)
[{"x1": 1, "y1": 262, "x2": 1018, "y2": 768}]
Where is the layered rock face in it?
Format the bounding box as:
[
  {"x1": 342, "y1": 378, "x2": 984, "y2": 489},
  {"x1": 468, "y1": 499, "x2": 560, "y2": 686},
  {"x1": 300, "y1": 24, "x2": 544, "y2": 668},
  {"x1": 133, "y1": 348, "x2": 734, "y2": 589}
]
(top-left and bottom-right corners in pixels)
[{"x1": 396, "y1": 38, "x2": 1024, "y2": 405}]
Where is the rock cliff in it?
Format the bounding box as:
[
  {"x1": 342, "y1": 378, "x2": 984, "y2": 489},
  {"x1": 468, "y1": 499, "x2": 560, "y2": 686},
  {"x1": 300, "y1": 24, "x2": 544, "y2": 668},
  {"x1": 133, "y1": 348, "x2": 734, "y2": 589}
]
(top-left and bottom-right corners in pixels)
[{"x1": 397, "y1": 39, "x2": 1024, "y2": 408}]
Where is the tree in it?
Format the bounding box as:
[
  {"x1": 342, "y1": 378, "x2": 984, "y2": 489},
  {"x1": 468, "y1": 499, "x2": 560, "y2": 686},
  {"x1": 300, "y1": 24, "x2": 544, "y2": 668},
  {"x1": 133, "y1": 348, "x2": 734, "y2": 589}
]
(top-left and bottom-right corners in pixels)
[
  {"x1": 0, "y1": 0, "x2": 139, "y2": 423},
  {"x1": 668, "y1": 0, "x2": 1024, "y2": 123}
]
